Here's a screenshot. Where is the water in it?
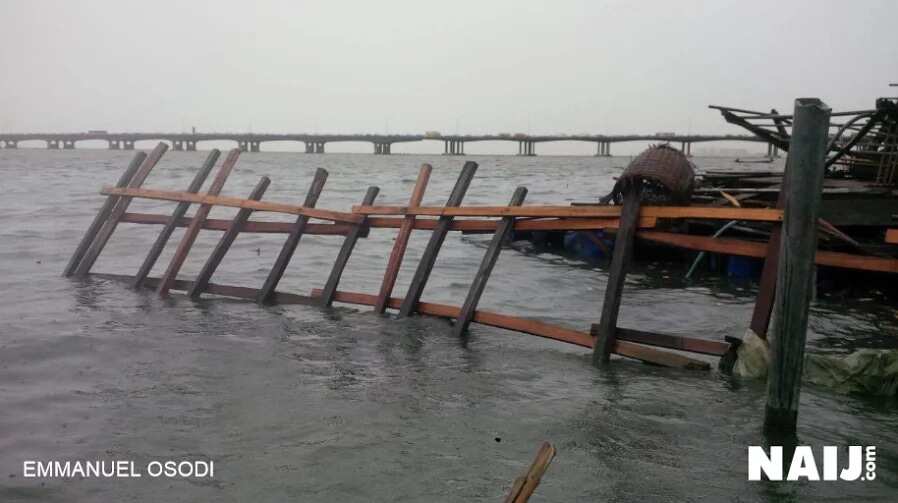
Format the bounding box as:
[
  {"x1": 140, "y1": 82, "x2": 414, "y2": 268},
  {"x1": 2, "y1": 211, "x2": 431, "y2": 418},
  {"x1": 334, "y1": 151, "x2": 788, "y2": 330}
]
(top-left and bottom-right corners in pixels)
[{"x1": 1, "y1": 149, "x2": 896, "y2": 502}]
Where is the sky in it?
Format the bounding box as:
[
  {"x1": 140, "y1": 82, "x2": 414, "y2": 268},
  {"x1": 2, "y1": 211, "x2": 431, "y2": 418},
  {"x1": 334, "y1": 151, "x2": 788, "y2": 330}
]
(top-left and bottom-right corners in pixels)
[{"x1": 1, "y1": 0, "x2": 896, "y2": 154}]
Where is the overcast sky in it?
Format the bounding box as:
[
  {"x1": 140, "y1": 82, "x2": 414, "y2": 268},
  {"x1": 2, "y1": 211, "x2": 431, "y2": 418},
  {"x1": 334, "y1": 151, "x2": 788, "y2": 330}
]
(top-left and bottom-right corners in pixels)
[{"x1": 2, "y1": 0, "x2": 896, "y2": 142}]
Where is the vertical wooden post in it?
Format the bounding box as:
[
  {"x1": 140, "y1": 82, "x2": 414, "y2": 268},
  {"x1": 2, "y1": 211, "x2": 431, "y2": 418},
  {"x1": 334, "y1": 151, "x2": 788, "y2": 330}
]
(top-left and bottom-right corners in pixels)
[
  {"x1": 592, "y1": 180, "x2": 643, "y2": 365},
  {"x1": 453, "y1": 186, "x2": 527, "y2": 337},
  {"x1": 764, "y1": 98, "x2": 830, "y2": 437},
  {"x1": 398, "y1": 162, "x2": 478, "y2": 317},
  {"x1": 156, "y1": 148, "x2": 240, "y2": 297},
  {"x1": 63, "y1": 151, "x2": 146, "y2": 277},
  {"x1": 188, "y1": 176, "x2": 271, "y2": 299},
  {"x1": 257, "y1": 168, "x2": 329, "y2": 304},
  {"x1": 374, "y1": 164, "x2": 432, "y2": 313},
  {"x1": 73, "y1": 142, "x2": 169, "y2": 277},
  {"x1": 319, "y1": 186, "x2": 380, "y2": 306},
  {"x1": 132, "y1": 149, "x2": 221, "y2": 289}
]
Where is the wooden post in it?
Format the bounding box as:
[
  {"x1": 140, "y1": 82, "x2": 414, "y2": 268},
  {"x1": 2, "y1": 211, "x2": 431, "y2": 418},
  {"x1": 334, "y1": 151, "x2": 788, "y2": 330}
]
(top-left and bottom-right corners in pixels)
[
  {"x1": 188, "y1": 176, "x2": 271, "y2": 299},
  {"x1": 398, "y1": 162, "x2": 477, "y2": 317},
  {"x1": 63, "y1": 151, "x2": 146, "y2": 277},
  {"x1": 320, "y1": 186, "x2": 380, "y2": 306},
  {"x1": 132, "y1": 149, "x2": 220, "y2": 289},
  {"x1": 73, "y1": 142, "x2": 169, "y2": 277},
  {"x1": 764, "y1": 98, "x2": 830, "y2": 437},
  {"x1": 453, "y1": 186, "x2": 527, "y2": 337},
  {"x1": 374, "y1": 164, "x2": 432, "y2": 313},
  {"x1": 592, "y1": 179, "x2": 643, "y2": 365},
  {"x1": 156, "y1": 148, "x2": 240, "y2": 297},
  {"x1": 257, "y1": 168, "x2": 328, "y2": 304}
]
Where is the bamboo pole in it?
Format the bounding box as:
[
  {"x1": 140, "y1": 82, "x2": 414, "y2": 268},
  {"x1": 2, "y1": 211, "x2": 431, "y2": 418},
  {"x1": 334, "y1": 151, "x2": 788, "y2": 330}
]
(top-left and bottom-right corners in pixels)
[
  {"x1": 764, "y1": 98, "x2": 831, "y2": 437},
  {"x1": 320, "y1": 186, "x2": 380, "y2": 306}
]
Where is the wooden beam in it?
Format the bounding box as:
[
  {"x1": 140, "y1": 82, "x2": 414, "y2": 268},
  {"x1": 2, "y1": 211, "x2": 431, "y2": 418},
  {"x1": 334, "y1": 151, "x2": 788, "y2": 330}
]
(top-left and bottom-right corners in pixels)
[
  {"x1": 257, "y1": 168, "x2": 329, "y2": 304},
  {"x1": 188, "y1": 177, "x2": 270, "y2": 299},
  {"x1": 63, "y1": 151, "x2": 146, "y2": 277},
  {"x1": 374, "y1": 164, "x2": 432, "y2": 313},
  {"x1": 368, "y1": 216, "x2": 656, "y2": 232},
  {"x1": 593, "y1": 182, "x2": 642, "y2": 366},
  {"x1": 73, "y1": 143, "x2": 168, "y2": 276},
  {"x1": 503, "y1": 442, "x2": 556, "y2": 503},
  {"x1": 453, "y1": 186, "x2": 527, "y2": 337},
  {"x1": 93, "y1": 273, "x2": 315, "y2": 305},
  {"x1": 156, "y1": 148, "x2": 239, "y2": 297},
  {"x1": 596, "y1": 326, "x2": 729, "y2": 356},
  {"x1": 320, "y1": 186, "x2": 380, "y2": 306},
  {"x1": 353, "y1": 204, "x2": 783, "y2": 222},
  {"x1": 886, "y1": 229, "x2": 898, "y2": 244},
  {"x1": 398, "y1": 162, "x2": 478, "y2": 317},
  {"x1": 119, "y1": 212, "x2": 354, "y2": 235},
  {"x1": 132, "y1": 149, "x2": 220, "y2": 289},
  {"x1": 101, "y1": 186, "x2": 361, "y2": 224}
]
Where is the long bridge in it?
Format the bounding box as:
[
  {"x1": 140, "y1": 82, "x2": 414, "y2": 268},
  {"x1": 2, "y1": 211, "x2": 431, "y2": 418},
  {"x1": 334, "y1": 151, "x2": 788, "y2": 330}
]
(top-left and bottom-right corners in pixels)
[{"x1": 0, "y1": 131, "x2": 775, "y2": 156}]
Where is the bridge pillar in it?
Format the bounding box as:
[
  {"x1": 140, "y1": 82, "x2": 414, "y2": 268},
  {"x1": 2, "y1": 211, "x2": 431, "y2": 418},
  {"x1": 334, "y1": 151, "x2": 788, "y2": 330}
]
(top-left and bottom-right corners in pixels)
[
  {"x1": 686, "y1": 142, "x2": 692, "y2": 157},
  {"x1": 186, "y1": 140, "x2": 197, "y2": 151},
  {"x1": 315, "y1": 141, "x2": 325, "y2": 154},
  {"x1": 596, "y1": 141, "x2": 611, "y2": 157},
  {"x1": 444, "y1": 140, "x2": 449, "y2": 155},
  {"x1": 520, "y1": 140, "x2": 535, "y2": 156},
  {"x1": 172, "y1": 140, "x2": 184, "y2": 151},
  {"x1": 108, "y1": 140, "x2": 120, "y2": 150},
  {"x1": 3, "y1": 140, "x2": 17, "y2": 149},
  {"x1": 374, "y1": 142, "x2": 391, "y2": 155},
  {"x1": 47, "y1": 139, "x2": 60, "y2": 149},
  {"x1": 122, "y1": 140, "x2": 135, "y2": 150},
  {"x1": 250, "y1": 141, "x2": 261, "y2": 152},
  {"x1": 238, "y1": 140, "x2": 248, "y2": 152},
  {"x1": 63, "y1": 140, "x2": 76, "y2": 149},
  {"x1": 773, "y1": 145, "x2": 779, "y2": 158}
]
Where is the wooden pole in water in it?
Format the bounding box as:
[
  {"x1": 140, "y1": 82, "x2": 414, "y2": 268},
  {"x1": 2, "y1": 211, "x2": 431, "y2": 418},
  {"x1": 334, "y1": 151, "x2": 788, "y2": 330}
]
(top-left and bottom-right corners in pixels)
[
  {"x1": 374, "y1": 164, "x2": 431, "y2": 313},
  {"x1": 73, "y1": 142, "x2": 169, "y2": 277},
  {"x1": 453, "y1": 186, "x2": 527, "y2": 337},
  {"x1": 592, "y1": 179, "x2": 643, "y2": 365},
  {"x1": 398, "y1": 162, "x2": 478, "y2": 317},
  {"x1": 257, "y1": 168, "x2": 329, "y2": 304},
  {"x1": 132, "y1": 149, "x2": 220, "y2": 289},
  {"x1": 320, "y1": 186, "x2": 380, "y2": 306},
  {"x1": 188, "y1": 176, "x2": 271, "y2": 299},
  {"x1": 63, "y1": 151, "x2": 146, "y2": 277},
  {"x1": 764, "y1": 98, "x2": 830, "y2": 437},
  {"x1": 156, "y1": 148, "x2": 240, "y2": 297}
]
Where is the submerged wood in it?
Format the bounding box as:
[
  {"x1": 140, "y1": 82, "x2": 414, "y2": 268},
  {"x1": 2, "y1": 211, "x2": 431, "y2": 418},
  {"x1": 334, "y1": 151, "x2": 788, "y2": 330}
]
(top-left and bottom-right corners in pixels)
[
  {"x1": 320, "y1": 186, "x2": 380, "y2": 306},
  {"x1": 120, "y1": 212, "x2": 354, "y2": 235}
]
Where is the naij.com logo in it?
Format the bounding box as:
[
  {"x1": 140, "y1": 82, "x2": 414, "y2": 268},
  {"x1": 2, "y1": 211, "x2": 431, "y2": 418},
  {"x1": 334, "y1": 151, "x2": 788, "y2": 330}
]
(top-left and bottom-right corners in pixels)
[{"x1": 748, "y1": 446, "x2": 876, "y2": 481}]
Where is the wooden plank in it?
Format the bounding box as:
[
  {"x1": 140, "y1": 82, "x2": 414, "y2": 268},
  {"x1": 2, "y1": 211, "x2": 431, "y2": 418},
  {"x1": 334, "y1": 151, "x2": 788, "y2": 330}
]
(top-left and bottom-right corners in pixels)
[
  {"x1": 257, "y1": 168, "x2": 329, "y2": 304},
  {"x1": 156, "y1": 149, "x2": 240, "y2": 297},
  {"x1": 368, "y1": 216, "x2": 656, "y2": 232},
  {"x1": 188, "y1": 177, "x2": 271, "y2": 299},
  {"x1": 132, "y1": 149, "x2": 220, "y2": 289},
  {"x1": 593, "y1": 183, "x2": 642, "y2": 365},
  {"x1": 398, "y1": 162, "x2": 478, "y2": 317},
  {"x1": 93, "y1": 273, "x2": 315, "y2": 305},
  {"x1": 101, "y1": 186, "x2": 361, "y2": 224},
  {"x1": 503, "y1": 442, "x2": 556, "y2": 503},
  {"x1": 597, "y1": 326, "x2": 729, "y2": 356},
  {"x1": 885, "y1": 229, "x2": 898, "y2": 244},
  {"x1": 374, "y1": 164, "x2": 432, "y2": 313},
  {"x1": 320, "y1": 186, "x2": 380, "y2": 306},
  {"x1": 63, "y1": 151, "x2": 146, "y2": 277},
  {"x1": 353, "y1": 204, "x2": 783, "y2": 222},
  {"x1": 453, "y1": 186, "x2": 527, "y2": 337},
  {"x1": 73, "y1": 143, "x2": 169, "y2": 276},
  {"x1": 119, "y1": 212, "x2": 354, "y2": 235},
  {"x1": 749, "y1": 176, "x2": 787, "y2": 339}
]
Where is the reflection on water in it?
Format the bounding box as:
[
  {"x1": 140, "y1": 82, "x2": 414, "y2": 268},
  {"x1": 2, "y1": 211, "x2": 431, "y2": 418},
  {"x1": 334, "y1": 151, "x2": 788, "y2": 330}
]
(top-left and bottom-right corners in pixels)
[{"x1": 0, "y1": 150, "x2": 896, "y2": 501}]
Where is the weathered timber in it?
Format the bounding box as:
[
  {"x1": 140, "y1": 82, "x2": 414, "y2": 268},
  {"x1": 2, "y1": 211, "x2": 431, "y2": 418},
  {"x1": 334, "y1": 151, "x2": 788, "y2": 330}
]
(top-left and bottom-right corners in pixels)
[
  {"x1": 257, "y1": 168, "x2": 328, "y2": 304},
  {"x1": 73, "y1": 143, "x2": 168, "y2": 276},
  {"x1": 374, "y1": 164, "x2": 432, "y2": 313},
  {"x1": 120, "y1": 212, "x2": 354, "y2": 235},
  {"x1": 503, "y1": 442, "x2": 556, "y2": 503},
  {"x1": 369, "y1": 216, "x2": 656, "y2": 232},
  {"x1": 749, "y1": 174, "x2": 788, "y2": 339},
  {"x1": 353, "y1": 204, "x2": 783, "y2": 222},
  {"x1": 453, "y1": 186, "x2": 527, "y2": 337},
  {"x1": 593, "y1": 326, "x2": 729, "y2": 356},
  {"x1": 64, "y1": 151, "x2": 146, "y2": 276},
  {"x1": 593, "y1": 182, "x2": 643, "y2": 366},
  {"x1": 156, "y1": 149, "x2": 240, "y2": 297},
  {"x1": 188, "y1": 177, "x2": 271, "y2": 299},
  {"x1": 398, "y1": 162, "x2": 478, "y2": 317},
  {"x1": 765, "y1": 98, "x2": 830, "y2": 437},
  {"x1": 94, "y1": 273, "x2": 315, "y2": 305},
  {"x1": 101, "y1": 186, "x2": 360, "y2": 224},
  {"x1": 132, "y1": 149, "x2": 220, "y2": 288},
  {"x1": 320, "y1": 186, "x2": 380, "y2": 306}
]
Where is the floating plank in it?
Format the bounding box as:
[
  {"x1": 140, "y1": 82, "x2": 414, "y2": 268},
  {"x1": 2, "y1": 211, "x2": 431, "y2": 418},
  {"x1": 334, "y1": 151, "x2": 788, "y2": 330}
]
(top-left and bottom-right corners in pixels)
[
  {"x1": 63, "y1": 151, "x2": 146, "y2": 277},
  {"x1": 320, "y1": 186, "x2": 380, "y2": 306},
  {"x1": 353, "y1": 204, "x2": 783, "y2": 222},
  {"x1": 374, "y1": 164, "x2": 432, "y2": 313},
  {"x1": 73, "y1": 143, "x2": 169, "y2": 276},
  {"x1": 119, "y1": 212, "x2": 354, "y2": 235},
  {"x1": 132, "y1": 149, "x2": 220, "y2": 289},
  {"x1": 594, "y1": 326, "x2": 729, "y2": 356},
  {"x1": 593, "y1": 183, "x2": 642, "y2": 365},
  {"x1": 453, "y1": 186, "x2": 527, "y2": 337},
  {"x1": 188, "y1": 177, "x2": 271, "y2": 299},
  {"x1": 156, "y1": 149, "x2": 240, "y2": 297},
  {"x1": 503, "y1": 442, "x2": 556, "y2": 503},
  {"x1": 101, "y1": 186, "x2": 360, "y2": 224},
  {"x1": 398, "y1": 162, "x2": 478, "y2": 317},
  {"x1": 257, "y1": 168, "x2": 329, "y2": 304}
]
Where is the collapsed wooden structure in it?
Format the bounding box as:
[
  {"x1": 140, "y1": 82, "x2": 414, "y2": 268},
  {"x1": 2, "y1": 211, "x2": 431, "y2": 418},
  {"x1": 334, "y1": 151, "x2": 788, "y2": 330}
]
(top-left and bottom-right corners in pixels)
[{"x1": 62, "y1": 138, "x2": 898, "y2": 371}]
